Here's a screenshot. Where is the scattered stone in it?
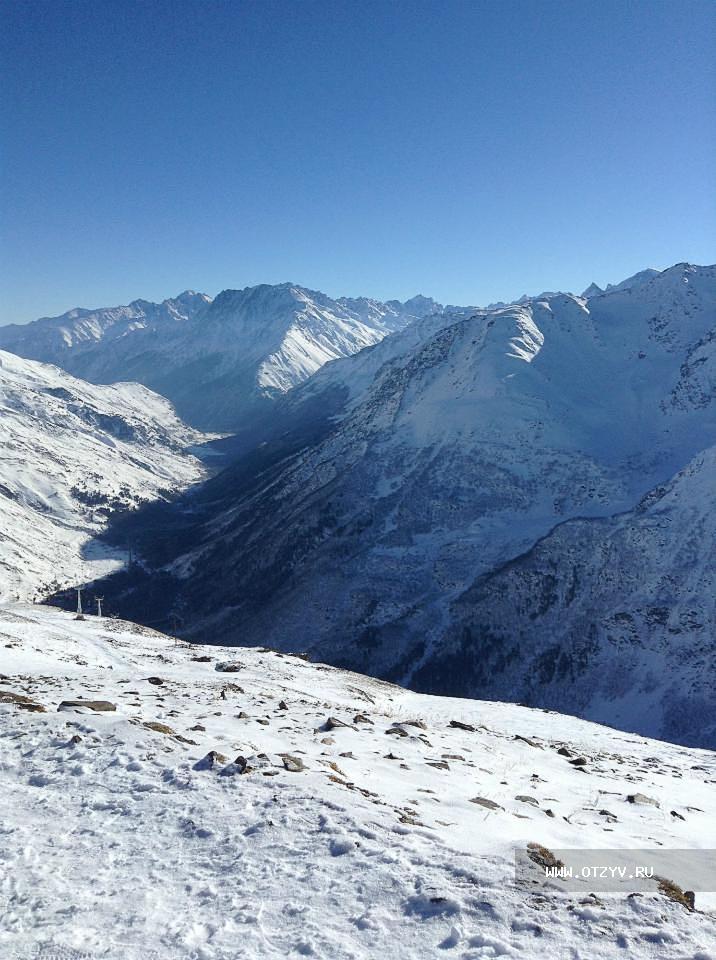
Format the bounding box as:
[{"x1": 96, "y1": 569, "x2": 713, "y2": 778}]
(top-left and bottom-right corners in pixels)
[
  {"x1": 215, "y1": 661, "x2": 244, "y2": 673},
  {"x1": 599, "y1": 809, "x2": 618, "y2": 822},
  {"x1": 544, "y1": 809, "x2": 555, "y2": 818},
  {"x1": 353, "y1": 714, "x2": 373, "y2": 724},
  {"x1": 320, "y1": 736, "x2": 335, "y2": 745},
  {"x1": 339, "y1": 751, "x2": 355, "y2": 758},
  {"x1": 516, "y1": 795, "x2": 540, "y2": 806},
  {"x1": 278, "y1": 700, "x2": 288, "y2": 710},
  {"x1": 526, "y1": 843, "x2": 563, "y2": 870},
  {"x1": 256, "y1": 718, "x2": 270, "y2": 726},
  {"x1": 175, "y1": 734, "x2": 199, "y2": 746},
  {"x1": 670, "y1": 810, "x2": 686, "y2": 821},
  {"x1": 403, "y1": 719, "x2": 427, "y2": 730},
  {"x1": 69, "y1": 734, "x2": 83, "y2": 745},
  {"x1": 143, "y1": 721, "x2": 176, "y2": 735},
  {"x1": 189, "y1": 724, "x2": 206, "y2": 732},
  {"x1": 449, "y1": 720, "x2": 475, "y2": 732},
  {"x1": 191, "y1": 655, "x2": 213, "y2": 662},
  {"x1": 386, "y1": 725, "x2": 409, "y2": 737},
  {"x1": 220, "y1": 756, "x2": 252, "y2": 776},
  {"x1": 557, "y1": 746, "x2": 574, "y2": 757},
  {"x1": 514, "y1": 735, "x2": 542, "y2": 748},
  {"x1": 236, "y1": 712, "x2": 250, "y2": 720},
  {"x1": 281, "y1": 755, "x2": 305, "y2": 773},
  {"x1": 627, "y1": 793, "x2": 660, "y2": 807},
  {"x1": 0, "y1": 690, "x2": 46, "y2": 712},
  {"x1": 469, "y1": 797, "x2": 503, "y2": 811},
  {"x1": 569, "y1": 757, "x2": 588, "y2": 767},
  {"x1": 324, "y1": 717, "x2": 352, "y2": 731},
  {"x1": 656, "y1": 876, "x2": 695, "y2": 911},
  {"x1": 427, "y1": 760, "x2": 450, "y2": 771},
  {"x1": 146, "y1": 677, "x2": 164, "y2": 685},
  {"x1": 58, "y1": 700, "x2": 116, "y2": 713},
  {"x1": 193, "y1": 750, "x2": 228, "y2": 771},
  {"x1": 384, "y1": 753, "x2": 401, "y2": 760}
]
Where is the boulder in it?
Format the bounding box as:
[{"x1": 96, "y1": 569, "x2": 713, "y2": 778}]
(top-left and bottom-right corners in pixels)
[{"x1": 58, "y1": 700, "x2": 116, "y2": 713}]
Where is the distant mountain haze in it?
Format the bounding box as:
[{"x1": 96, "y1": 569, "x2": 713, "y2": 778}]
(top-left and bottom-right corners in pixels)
[{"x1": 0, "y1": 285, "x2": 457, "y2": 430}]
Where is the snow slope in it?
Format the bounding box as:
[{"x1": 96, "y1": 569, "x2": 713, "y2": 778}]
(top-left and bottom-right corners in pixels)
[
  {"x1": 1, "y1": 602, "x2": 714, "y2": 959},
  {"x1": 0, "y1": 285, "x2": 456, "y2": 430},
  {"x1": 94, "y1": 263, "x2": 716, "y2": 747},
  {"x1": 0, "y1": 350, "x2": 207, "y2": 602},
  {"x1": 418, "y1": 443, "x2": 716, "y2": 748}
]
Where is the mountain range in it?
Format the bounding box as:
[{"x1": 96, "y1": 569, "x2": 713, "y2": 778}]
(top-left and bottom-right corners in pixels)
[
  {"x1": 1, "y1": 263, "x2": 713, "y2": 747},
  {"x1": 0, "y1": 286, "x2": 454, "y2": 429},
  {"x1": 83, "y1": 263, "x2": 716, "y2": 747}
]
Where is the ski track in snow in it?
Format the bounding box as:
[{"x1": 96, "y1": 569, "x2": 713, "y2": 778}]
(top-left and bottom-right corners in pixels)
[{"x1": 1, "y1": 604, "x2": 714, "y2": 959}]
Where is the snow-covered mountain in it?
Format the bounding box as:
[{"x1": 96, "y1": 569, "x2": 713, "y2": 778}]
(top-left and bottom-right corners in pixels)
[
  {"x1": 0, "y1": 285, "x2": 454, "y2": 429},
  {"x1": 2, "y1": 602, "x2": 714, "y2": 959},
  {"x1": 95, "y1": 263, "x2": 716, "y2": 747},
  {"x1": 0, "y1": 350, "x2": 207, "y2": 601}
]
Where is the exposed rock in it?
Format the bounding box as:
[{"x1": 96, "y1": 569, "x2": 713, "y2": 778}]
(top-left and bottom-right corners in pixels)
[
  {"x1": 281, "y1": 755, "x2": 305, "y2": 772},
  {"x1": 324, "y1": 717, "x2": 353, "y2": 731},
  {"x1": 146, "y1": 677, "x2": 164, "y2": 685},
  {"x1": 526, "y1": 843, "x2": 563, "y2": 870},
  {"x1": 193, "y1": 750, "x2": 228, "y2": 771},
  {"x1": 515, "y1": 795, "x2": 540, "y2": 806},
  {"x1": 58, "y1": 700, "x2": 116, "y2": 712},
  {"x1": 514, "y1": 735, "x2": 542, "y2": 749},
  {"x1": 449, "y1": 720, "x2": 475, "y2": 732},
  {"x1": 0, "y1": 689, "x2": 46, "y2": 712},
  {"x1": 656, "y1": 876, "x2": 695, "y2": 910},
  {"x1": 191, "y1": 655, "x2": 213, "y2": 662},
  {"x1": 557, "y1": 746, "x2": 574, "y2": 757},
  {"x1": 627, "y1": 793, "x2": 660, "y2": 807},
  {"x1": 278, "y1": 700, "x2": 288, "y2": 710},
  {"x1": 143, "y1": 720, "x2": 176, "y2": 735},
  {"x1": 353, "y1": 714, "x2": 373, "y2": 724},
  {"x1": 215, "y1": 661, "x2": 244, "y2": 673},
  {"x1": 569, "y1": 757, "x2": 588, "y2": 767},
  {"x1": 189, "y1": 723, "x2": 206, "y2": 732},
  {"x1": 469, "y1": 797, "x2": 503, "y2": 811},
  {"x1": 386, "y1": 724, "x2": 409, "y2": 737},
  {"x1": 220, "y1": 756, "x2": 252, "y2": 776}
]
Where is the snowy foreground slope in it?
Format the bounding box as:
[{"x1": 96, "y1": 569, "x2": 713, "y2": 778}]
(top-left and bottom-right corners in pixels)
[
  {"x1": 1, "y1": 603, "x2": 715, "y2": 960},
  {"x1": 0, "y1": 285, "x2": 453, "y2": 429},
  {"x1": 0, "y1": 350, "x2": 206, "y2": 601}
]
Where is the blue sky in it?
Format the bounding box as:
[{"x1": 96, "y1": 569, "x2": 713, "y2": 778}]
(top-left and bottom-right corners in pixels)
[{"x1": 1, "y1": 0, "x2": 714, "y2": 323}]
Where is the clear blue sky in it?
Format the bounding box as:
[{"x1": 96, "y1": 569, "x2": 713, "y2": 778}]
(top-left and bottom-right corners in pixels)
[{"x1": 1, "y1": 0, "x2": 714, "y2": 323}]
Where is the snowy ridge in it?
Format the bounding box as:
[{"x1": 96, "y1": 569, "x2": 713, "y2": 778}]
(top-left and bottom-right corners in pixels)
[
  {"x1": 1, "y1": 603, "x2": 714, "y2": 959},
  {"x1": 0, "y1": 284, "x2": 459, "y2": 429},
  {"x1": 0, "y1": 350, "x2": 207, "y2": 601}
]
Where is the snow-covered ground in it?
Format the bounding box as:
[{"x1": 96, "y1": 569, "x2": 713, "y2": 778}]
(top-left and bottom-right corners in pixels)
[
  {"x1": 1, "y1": 603, "x2": 714, "y2": 959},
  {"x1": 0, "y1": 350, "x2": 208, "y2": 601}
]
